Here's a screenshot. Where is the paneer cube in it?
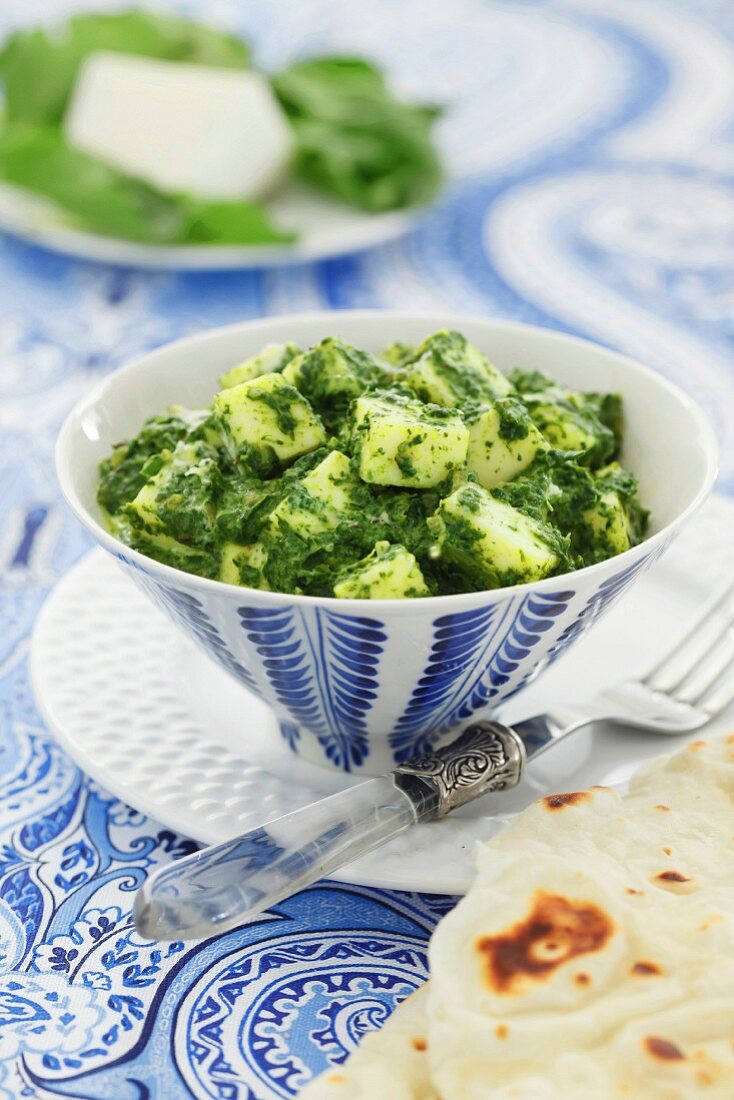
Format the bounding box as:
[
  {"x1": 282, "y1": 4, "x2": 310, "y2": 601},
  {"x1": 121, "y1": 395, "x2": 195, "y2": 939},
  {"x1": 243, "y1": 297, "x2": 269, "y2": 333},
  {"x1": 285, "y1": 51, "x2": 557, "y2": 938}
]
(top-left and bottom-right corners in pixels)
[
  {"x1": 125, "y1": 441, "x2": 217, "y2": 539},
  {"x1": 127, "y1": 464, "x2": 175, "y2": 533},
  {"x1": 404, "y1": 355, "x2": 459, "y2": 407},
  {"x1": 334, "y1": 541, "x2": 429, "y2": 599},
  {"x1": 220, "y1": 343, "x2": 300, "y2": 389},
  {"x1": 510, "y1": 372, "x2": 618, "y2": 466},
  {"x1": 282, "y1": 338, "x2": 384, "y2": 429},
  {"x1": 213, "y1": 373, "x2": 326, "y2": 470},
  {"x1": 580, "y1": 491, "x2": 631, "y2": 558},
  {"x1": 351, "y1": 391, "x2": 469, "y2": 489},
  {"x1": 434, "y1": 484, "x2": 560, "y2": 587},
  {"x1": 404, "y1": 330, "x2": 513, "y2": 407},
  {"x1": 280, "y1": 357, "x2": 302, "y2": 388},
  {"x1": 381, "y1": 342, "x2": 416, "y2": 369},
  {"x1": 527, "y1": 401, "x2": 607, "y2": 458},
  {"x1": 65, "y1": 53, "x2": 294, "y2": 200},
  {"x1": 466, "y1": 399, "x2": 549, "y2": 489},
  {"x1": 218, "y1": 541, "x2": 269, "y2": 587},
  {"x1": 301, "y1": 449, "x2": 356, "y2": 513},
  {"x1": 269, "y1": 450, "x2": 357, "y2": 538}
]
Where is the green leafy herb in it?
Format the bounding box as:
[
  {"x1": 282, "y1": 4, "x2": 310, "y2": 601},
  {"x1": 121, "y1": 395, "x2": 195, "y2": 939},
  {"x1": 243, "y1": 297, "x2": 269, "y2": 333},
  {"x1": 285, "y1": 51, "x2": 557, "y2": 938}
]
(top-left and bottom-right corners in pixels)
[
  {"x1": 0, "y1": 125, "x2": 293, "y2": 244},
  {"x1": 182, "y1": 200, "x2": 295, "y2": 245},
  {"x1": 595, "y1": 461, "x2": 649, "y2": 544},
  {"x1": 98, "y1": 410, "x2": 198, "y2": 514},
  {"x1": 271, "y1": 56, "x2": 443, "y2": 212}
]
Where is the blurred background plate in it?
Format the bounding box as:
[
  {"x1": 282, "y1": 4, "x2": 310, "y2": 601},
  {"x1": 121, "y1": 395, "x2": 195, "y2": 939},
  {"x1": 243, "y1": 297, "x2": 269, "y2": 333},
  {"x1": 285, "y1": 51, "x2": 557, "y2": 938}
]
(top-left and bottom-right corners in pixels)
[{"x1": 0, "y1": 179, "x2": 418, "y2": 269}]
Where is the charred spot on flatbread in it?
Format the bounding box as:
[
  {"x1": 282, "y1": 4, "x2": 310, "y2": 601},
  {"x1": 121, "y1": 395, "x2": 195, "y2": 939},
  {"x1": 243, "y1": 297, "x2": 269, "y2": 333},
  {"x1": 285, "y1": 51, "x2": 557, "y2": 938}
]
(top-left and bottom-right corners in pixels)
[
  {"x1": 542, "y1": 792, "x2": 591, "y2": 811},
  {"x1": 632, "y1": 961, "x2": 661, "y2": 976},
  {"x1": 644, "y1": 1037, "x2": 686, "y2": 1061},
  {"x1": 476, "y1": 891, "x2": 614, "y2": 994}
]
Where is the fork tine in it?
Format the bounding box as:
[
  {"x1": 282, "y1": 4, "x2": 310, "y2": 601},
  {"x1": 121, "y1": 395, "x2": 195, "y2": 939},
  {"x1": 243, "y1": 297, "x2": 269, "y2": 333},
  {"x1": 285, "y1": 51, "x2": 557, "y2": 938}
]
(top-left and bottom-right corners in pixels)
[
  {"x1": 644, "y1": 580, "x2": 734, "y2": 693},
  {"x1": 671, "y1": 630, "x2": 734, "y2": 705},
  {"x1": 695, "y1": 662, "x2": 734, "y2": 718}
]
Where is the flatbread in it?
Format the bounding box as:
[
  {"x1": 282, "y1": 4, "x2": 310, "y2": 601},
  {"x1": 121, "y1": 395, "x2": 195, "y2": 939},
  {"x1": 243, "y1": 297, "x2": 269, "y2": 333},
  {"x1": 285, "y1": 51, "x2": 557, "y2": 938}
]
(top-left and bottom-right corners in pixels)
[
  {"x1": 479, "y1": 999, "x2": 734, "y2": 1098},
  {"x1": 302, "y1": 736, "x2": 734, "y2": 1098}
]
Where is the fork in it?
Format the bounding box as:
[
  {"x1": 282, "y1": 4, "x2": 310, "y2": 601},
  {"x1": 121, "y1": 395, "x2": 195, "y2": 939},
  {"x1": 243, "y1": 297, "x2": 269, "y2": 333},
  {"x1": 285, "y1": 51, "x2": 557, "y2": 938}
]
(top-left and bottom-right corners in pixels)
[
  {"x1": 134, "y1": 580, "x2": 734, "y2": 941},
  {"x1": 513, "y1": 579, "x2": 734, "y2": 757}
]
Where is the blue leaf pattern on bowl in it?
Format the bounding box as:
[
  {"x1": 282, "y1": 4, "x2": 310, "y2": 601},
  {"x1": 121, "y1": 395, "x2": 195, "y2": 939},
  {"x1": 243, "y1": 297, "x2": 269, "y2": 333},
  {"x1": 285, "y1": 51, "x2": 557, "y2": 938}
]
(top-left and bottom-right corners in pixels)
[
  {"x1": 238, "y1": 606, "x2": 323, "y2": 734},
  {"x1": 389, "y1": 605, "x2": 501, "y2": 761},
  {"x1": 390, "y1": 591, "x2": 574, "y2": 760},
  {"x1": 279, "y1": 720, "x2": 301, "y2": 749},
  {"x1": 481, "y1": 590, "x2": 576, "y2": 705},
  {"x1": 238, "y1": 607, "x2": 386, "y2": 770}
]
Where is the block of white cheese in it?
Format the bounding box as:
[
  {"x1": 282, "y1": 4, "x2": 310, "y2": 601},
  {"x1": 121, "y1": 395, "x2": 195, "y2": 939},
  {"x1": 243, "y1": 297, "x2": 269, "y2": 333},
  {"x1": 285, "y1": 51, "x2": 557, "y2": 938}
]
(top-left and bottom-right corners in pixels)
[{"x1": 64, "y1": 51, "x2": 294, "y2": 200}]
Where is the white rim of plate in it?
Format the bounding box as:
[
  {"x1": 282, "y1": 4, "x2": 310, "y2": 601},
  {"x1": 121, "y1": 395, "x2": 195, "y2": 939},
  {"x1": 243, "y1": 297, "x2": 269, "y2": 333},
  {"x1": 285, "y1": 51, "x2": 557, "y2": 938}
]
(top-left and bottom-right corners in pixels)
[{"x1": 0, "y1": 181, "x2": 417, "y2": 270}]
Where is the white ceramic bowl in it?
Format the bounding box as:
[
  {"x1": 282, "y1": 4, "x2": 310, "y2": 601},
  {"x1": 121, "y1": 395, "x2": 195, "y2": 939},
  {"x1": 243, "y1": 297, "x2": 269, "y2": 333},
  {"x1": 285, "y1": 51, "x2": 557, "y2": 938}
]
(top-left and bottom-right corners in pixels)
[{"x1": 56, "y1": 312, "x2": 718, "y2": 775}]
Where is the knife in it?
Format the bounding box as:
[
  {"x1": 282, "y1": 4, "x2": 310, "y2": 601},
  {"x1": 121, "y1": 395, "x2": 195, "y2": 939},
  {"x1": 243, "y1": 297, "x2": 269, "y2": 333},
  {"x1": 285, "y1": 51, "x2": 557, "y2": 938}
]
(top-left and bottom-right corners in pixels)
[{"x1": 133, "y1": 714, "x2": 582, "y2": 941}]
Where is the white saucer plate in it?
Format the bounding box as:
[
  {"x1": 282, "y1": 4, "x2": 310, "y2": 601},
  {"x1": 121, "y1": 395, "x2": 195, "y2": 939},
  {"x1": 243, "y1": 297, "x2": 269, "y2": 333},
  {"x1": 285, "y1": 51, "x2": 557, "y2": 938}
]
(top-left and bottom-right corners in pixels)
[
  {"x1": 31, "y1": 495, "x2": 734, "y2": 895},
  {"x1": 0, "y1": 181, "x2": 417, "y2": 270}
]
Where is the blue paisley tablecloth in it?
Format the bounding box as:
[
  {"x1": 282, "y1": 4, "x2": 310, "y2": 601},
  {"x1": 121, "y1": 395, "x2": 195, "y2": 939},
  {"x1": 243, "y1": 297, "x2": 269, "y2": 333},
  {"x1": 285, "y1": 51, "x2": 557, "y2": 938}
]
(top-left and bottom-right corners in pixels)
[{"x1": 1, "y1": 0, "x2": 733, "y2": 1096}]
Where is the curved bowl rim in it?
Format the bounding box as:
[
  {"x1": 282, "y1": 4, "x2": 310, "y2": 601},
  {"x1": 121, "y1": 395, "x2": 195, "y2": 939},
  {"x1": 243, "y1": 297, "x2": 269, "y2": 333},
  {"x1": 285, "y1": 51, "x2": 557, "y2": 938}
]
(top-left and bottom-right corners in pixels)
[{"x1": 56, "y1": 309, "x2": 720, "y2": 612}]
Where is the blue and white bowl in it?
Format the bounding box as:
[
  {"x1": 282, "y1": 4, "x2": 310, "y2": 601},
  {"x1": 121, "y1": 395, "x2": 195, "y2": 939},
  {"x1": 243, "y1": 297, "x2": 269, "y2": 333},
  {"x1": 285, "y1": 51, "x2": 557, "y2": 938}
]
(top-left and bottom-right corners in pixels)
[{"x1": 56, "y1": 312, "x2": 718, "y2": 775}]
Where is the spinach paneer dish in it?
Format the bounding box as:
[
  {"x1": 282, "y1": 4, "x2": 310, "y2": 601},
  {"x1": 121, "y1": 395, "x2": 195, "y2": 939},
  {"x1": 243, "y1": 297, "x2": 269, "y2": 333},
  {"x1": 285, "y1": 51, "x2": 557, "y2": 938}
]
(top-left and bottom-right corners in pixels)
[
  {"x1": 0, "y1": 10, "x2": 442, "y2": 245},
  {"x1": 98, "y1": 331, "x2": 649, "y2": 599}
]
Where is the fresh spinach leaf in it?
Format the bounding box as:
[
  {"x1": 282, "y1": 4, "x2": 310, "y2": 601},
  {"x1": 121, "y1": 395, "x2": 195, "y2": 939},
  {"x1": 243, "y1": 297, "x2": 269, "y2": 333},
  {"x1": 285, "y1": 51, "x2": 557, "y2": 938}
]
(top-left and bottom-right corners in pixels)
[
  {"x1": 182, "y1": 199, "x2": 296, "y2": 245},
  {"x1": 0, "y1": 125, "x2": 293, "y2": 244},
  {"x1": 272, "y1": 56, "x2": 442, "y2": 211}
]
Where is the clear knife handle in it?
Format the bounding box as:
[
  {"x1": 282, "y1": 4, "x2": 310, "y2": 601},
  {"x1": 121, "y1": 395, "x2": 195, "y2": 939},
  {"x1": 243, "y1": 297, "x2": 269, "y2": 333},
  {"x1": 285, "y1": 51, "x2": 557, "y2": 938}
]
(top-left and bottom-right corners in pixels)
[
  {"x1": 133, "y1": 775, "x2": 431, "y2": 941},
  {"x1": 133, "y1": 720, "x2": 525, "y2": 941}
]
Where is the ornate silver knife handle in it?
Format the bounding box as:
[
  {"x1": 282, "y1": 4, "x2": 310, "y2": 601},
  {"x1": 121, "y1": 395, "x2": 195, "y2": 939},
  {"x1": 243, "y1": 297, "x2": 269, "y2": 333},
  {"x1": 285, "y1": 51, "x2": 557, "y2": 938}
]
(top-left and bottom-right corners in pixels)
[
  {"x1": 394, "y1": 721, "x2": 526, "y2": 817},
  {"x1": 134, "y1": 721, "x2": 527, "y2": 941}
]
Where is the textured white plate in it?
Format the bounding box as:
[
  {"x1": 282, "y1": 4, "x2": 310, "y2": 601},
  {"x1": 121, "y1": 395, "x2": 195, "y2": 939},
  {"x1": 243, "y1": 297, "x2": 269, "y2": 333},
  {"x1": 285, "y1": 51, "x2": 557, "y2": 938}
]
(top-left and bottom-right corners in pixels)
[
  {"x1": 0, "y1": 181, "x2": 416, "y2": 270},
  {"x1": 31, "y1": 495, "x2": 734, "y2": 894}
]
